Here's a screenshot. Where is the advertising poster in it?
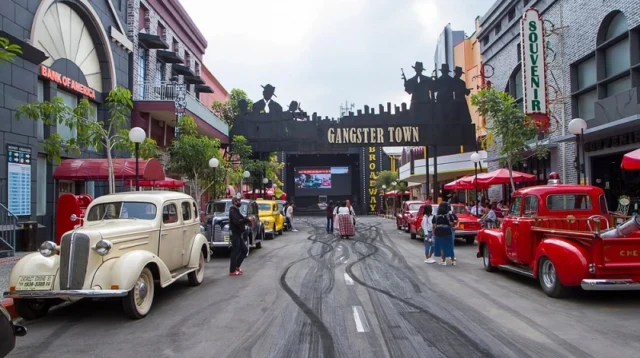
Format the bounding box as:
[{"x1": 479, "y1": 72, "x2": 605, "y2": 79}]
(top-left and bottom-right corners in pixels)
[{"x1": 7, "y1": 144, "x2": 32, "y2": 216}]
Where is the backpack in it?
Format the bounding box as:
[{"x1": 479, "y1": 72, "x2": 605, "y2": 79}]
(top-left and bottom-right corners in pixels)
[{"x1": 433, "y1": 215, "x2": 452, "y2": 237}]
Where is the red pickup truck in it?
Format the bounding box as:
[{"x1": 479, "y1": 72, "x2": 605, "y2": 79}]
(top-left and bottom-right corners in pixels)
[
  {"x1": 396, "y1": 200, "x2": 425, "y2": 232},
  {"x1": 477, "y1": 178, "x2": 640, "y2": 298},
  {"x1": 408, "y1": 203, "x2": 482, "y2": 244}
]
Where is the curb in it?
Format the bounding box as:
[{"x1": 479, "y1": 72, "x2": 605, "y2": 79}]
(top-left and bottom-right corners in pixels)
[{"x1": 1, "y1": 298, "x2": 18, "y2": 320}]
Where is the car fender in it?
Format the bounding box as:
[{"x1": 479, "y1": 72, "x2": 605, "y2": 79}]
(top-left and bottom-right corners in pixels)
[
  {"x1": 93, "y1": 250, "x2": 172, "y2": 291},
  {"x1": 534, "y1": 238, "x2": 589, "y2": 286},
  {"x1": 477, "y1": 229, "x2": 508, "y2": 266},
  {"x1": 187, "y1": 233, "x2": 211, "y2": 268},
  {"x1": 8, "y1": 253, "x2": 60, "y2": 288}
]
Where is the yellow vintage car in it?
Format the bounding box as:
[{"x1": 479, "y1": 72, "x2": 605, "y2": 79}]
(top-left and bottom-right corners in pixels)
[{"x1": 256, "y1": 200, "x2": 284, "y2": 239}]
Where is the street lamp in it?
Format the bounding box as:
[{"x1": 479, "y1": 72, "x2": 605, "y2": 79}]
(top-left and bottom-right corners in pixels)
[
  {"x1": 470, "y1": 151, "x2": 481, "y2": 217},
  {"x1": 391, "y1": 181, "x2": 397, "y2": 217},
  {"x1": 242, "y1": 170, "x2": 250, "y2": 198},
  {"x1": 209, "y1": 157, "x2": 219, "y2": 199},
  {"x1": 262, "y1": 177, "x2": 269, "y2": 199},
  {"x1": 128, "y1": 127, "x2": 146, "y2": 191},
  {"x1": 569, "y1": 118, "x2": 587, "y2": 185},
  {"x1": 382, "y1": 184, "x2": 387, "y2": 216}
]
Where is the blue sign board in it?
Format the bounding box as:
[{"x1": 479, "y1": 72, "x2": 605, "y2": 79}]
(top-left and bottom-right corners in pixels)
[{"x1": 7, "y1": 144, "x2": 32, "y2": 216}]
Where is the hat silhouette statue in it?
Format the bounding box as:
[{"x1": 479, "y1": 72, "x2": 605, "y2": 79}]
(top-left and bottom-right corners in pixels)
[
  {"x1": 454, "y1": 66, "x2": 464, "y2": 75},
  {"x1": 261, "y1": 84, "x2": 277, "y2": 98},
  {"x1": 412, "y1": 61, "x2": 425, "y2": 72},
  {"x1": 439, "y1": 63, "x2": 450, "y2": 74},
  {"x1": 287, "y1": 101, "x2": 299, "y2": 111}
]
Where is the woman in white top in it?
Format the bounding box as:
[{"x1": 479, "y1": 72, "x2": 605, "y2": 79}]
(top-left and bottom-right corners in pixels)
[
  {"x1": 334, "y1": 201, "x2": 355, "y2": 238},
  {"x1": 421, "y1": 205, "x2": 436, "y2": 263}
]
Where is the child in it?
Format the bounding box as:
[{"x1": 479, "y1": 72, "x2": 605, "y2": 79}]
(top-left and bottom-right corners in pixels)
[{"x1": 421, "y1": 205, "x2": 436, "y2": 264}]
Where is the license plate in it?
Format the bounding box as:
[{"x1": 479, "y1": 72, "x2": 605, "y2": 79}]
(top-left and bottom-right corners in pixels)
[
  {"x1": 15, "y1": 275, "x2": 55, "y2": 291},
  {"x1": 224, "y1": 235, "x2": 230, "y2": 242}
]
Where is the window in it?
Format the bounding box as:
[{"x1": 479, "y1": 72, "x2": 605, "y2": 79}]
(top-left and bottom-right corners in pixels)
[
  {"x1": 86, "y1": 181, "x2": 95, "y2": 197},
  {"x1": 157, "y1": 22, "x2": 166, "y2": 42},
  {"x1": 56, "y1": 90, "x2": 77, "y2": 140},
  {"x1": 36, "y1": 81, "x2": 44, "y2": 139},
  {"x1": 507, "y1": 7, "x2": 515, "y2": 22},
  {"x1": 87, "y1": 202, "x2": 157, "y2": 221},
  {"x1": 494, "y1": 24, "x2": 501, "y2": 35},
  {"x1": 172, "y1": 39, "x2": 179, "y2": 52},
  {"x1": 513, "y1": 67, "x2": 523, "y2": 100},
  {"x1": 598, "y1": 194, "x2": 608, "y2": 214},
  {"x1": 546, "y1": 194, "x2": 593, "y2": 210},
  {"x1": 181, "y1": 201, "x2": 192, "y2": 221},
  {"x1": 195, "y1": 62, "x2": 200, "y2": 76},
  {"x1": 87, "y1": 102, "x2": 97, "y2": 150},
  {"x1": 193, "y1": 202, "x2": 198, "y2": 220},
  {"x1": 136, "y1": 48, "x2": 148, "y2": 98},
  {"x1": 577, "y1": 90, "x2": 597, "y2": 120},
  {"x1": 258, "y1": 203, "x2": 271, "y2": 211},
  {"x1": 156, "y1": 61, "x2": 164, "y2": 86},
  {"x1": 207, "y1": 201, "x2": 229, "y2": 215},
  {"x1": 139, "y1": 4, "x2": 147, "y2": 31},
  {"x1": 163, "y1": 203, "x2": 179, "y2": 223},
  {"x1": 607, "y1": 76, "x2": 631, "y2": 96},
  {"x1": 604, "y1": 38, "x2": 630, "y2": 76},
  {"x1": 523, "y1": 196, "x2": 538, "y2": 217},
  {"x1": 482, "y1": 36, "x2": 489, "y2": 46},
  {"x1": 509, "y1": 196, "x2": 522, "y2": 216},
  {"x1": 605, "y1": 12, "x2": 628, "y2": 40},
  {"x1": 576, "y1": 57, "x2": 596, "y2": 90},
  {"x1": 36, "y1": 155, "x2": 46, "y2": 216}
]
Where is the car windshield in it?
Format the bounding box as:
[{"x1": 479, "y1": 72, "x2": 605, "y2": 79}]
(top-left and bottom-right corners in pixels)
[
  {"x1": 207, "y1": 201, "x2": 229, "y2": 215},
  {"x1": 86, "y1": 202, "x2": 157, "y2": 221},
  {"x1": 408, "y1": 203, "x2": 422, "y2": 211},
  {"x1": 258, "y1": 203, "x2": 272, "y2": 211},
  {"x1": 451, "y1": 205, "x2": 468, "y2": 215}
]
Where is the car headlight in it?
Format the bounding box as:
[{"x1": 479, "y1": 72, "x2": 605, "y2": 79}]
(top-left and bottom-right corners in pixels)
[
  {"x1": 39, "y1": 241, "x2": 57, "y2": 257},
  {"x1": 95, "y1": 240, "x2": 112, "y2": 256},
  {"x1": 265, "y1": 220, "x2": 270, "y2": 225}
]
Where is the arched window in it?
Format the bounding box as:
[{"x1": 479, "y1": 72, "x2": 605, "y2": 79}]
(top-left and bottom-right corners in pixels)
[
  {"x1": 571, "y1": 11, "x2": 635, "y2": 122},
  {"x1": 505, "y1": 64, "x2": 523, "y2": 111}
]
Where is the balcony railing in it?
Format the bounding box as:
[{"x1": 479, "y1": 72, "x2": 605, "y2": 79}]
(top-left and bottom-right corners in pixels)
[{"x1": 134, "y1": 82, "x2": 228, "y2": 136}]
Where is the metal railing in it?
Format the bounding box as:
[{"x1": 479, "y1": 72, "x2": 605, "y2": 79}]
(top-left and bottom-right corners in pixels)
[{"x1": 0, "y1": 203, "x2": 19, "y2": 256}]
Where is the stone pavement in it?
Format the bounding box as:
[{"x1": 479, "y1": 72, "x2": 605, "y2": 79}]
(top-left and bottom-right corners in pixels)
[{"x1": 0, "y1": 252, "x2": 30, "y2": 294}]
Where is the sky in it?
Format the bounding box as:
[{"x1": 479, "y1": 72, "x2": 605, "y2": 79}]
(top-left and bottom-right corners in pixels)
[{"x1": 180, "y1": 0, "x2": 495, "y2": 118}]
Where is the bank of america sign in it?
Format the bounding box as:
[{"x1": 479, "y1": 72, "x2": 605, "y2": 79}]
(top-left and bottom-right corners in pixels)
[{"x1": 521, "y1": 8, "x2": 548, "y2": 116}]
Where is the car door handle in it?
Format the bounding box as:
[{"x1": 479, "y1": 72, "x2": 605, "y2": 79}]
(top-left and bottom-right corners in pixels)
[
  {"x1": 161, "y1": 232, "x2": 169, "y2": 237},
  {"x1": 183, "y1": 229, "x2": 189, "y2": 232}
]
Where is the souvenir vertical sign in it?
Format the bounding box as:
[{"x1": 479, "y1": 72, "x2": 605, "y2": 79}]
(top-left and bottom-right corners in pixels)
[{"x1": 521, "y1": 7, "x2": 549, "y2": 130}]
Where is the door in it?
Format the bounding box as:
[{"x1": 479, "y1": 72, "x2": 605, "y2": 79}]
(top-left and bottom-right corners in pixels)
[
  {"x1": 180, "y1": 200, "x2": 198, "y2": 266},
  {"x1": 503, "y1": 195, "x2": 522, "y2": 263},
  {"x1": 159, "y1": 202, "x2": 184, "y2": 271},
  {"x1": 518, "y1": 195, "x2": 539, "y2": 264}
]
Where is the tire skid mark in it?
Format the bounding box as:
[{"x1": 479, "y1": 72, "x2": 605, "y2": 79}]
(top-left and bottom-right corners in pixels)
[{"x1": 346, "y1": 224, "x2": 496, "y2": 358}]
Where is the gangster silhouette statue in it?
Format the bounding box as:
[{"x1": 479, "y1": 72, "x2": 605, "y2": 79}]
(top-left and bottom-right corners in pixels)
[
  {"x1": 452, "y1": 66, "x2": 473, "y2": 124},
  {"x1": 253, "y1": 84, "x2": 283, "y2": 114},
  {"x1": 403, "y1": 61, "x2": 434, "y2": 106},
  {"x1": 434, "y1": 63, "x2": 454, "y2": 104}
]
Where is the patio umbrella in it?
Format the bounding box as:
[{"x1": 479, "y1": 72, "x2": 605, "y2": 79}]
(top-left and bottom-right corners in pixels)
[
  {"x1": 444, "y1": 176, "x2": 479, "y2": 190},
  {"x1": 384, "y1": 190, "x2": 410, "y2": 197},
  {"x1": 473, "y1": 168, "x2": 536, "y2": 185},
  {"x1": 621, "y1": 148, "x2": 640, "y2": 170}
]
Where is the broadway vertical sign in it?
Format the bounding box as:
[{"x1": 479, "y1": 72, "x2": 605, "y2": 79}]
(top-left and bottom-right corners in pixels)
[{"x1": 521, "y1": 8, "x2": 548, "y2": 116}]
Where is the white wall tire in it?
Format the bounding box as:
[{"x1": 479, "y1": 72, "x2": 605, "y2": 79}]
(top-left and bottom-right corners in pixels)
[
  {"x1": 188, "y1": 250, "x2": 205, "y2": 286},
  {"x1": 482, "y1": 244, "x2": 497, "y2": 272},
  {"x1": 122, "y1": 267, "x2": 155, "y2": 319},
  {"x1": 538, "y1": 257, "x2": 571, "y2": 298}
]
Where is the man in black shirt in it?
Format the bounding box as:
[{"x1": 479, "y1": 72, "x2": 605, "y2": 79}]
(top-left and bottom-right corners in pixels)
[{"x1": 229, "y1": 196, "x2": 254, "y2": 276}]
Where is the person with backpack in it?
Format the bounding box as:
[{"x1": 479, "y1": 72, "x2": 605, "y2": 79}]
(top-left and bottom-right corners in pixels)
[
  {"x1": 421, "y1": 204, "x2": 436, "y2": 264},
  {"x1": 432, "y1": 202, "x2": 455, "y2": 266}
]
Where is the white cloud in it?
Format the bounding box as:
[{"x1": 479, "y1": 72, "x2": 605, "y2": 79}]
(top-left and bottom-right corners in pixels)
[{"x1": 180, "y1": 0, "x2": 494, "y2": 117}]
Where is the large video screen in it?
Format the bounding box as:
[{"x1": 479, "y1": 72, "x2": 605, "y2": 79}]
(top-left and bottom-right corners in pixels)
[{"x1": 294, "y1": 167, "x2": 352, "y2": 196}]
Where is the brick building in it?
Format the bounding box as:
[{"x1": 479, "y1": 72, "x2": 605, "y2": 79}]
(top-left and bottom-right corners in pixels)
[
  {"x1": 478, "y1": 0, "x2": 640, "y2": 210},
  {"x1": 0, "y1": 0, "x2": 132, "y2": 250}
]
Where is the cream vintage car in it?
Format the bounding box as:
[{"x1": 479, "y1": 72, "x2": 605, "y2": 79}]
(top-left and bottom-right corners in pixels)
[{"x1": 3, "y1": 191, "x2": 210, "y2": 320}]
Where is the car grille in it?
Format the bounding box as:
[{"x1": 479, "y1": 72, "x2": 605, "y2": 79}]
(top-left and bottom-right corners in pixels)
[
  {"x1": 210, "y1": 221, "x2": 227, "y2": 242},
  {"x1": 59, "y1": 232, "x2": 91, "y2": 290}
]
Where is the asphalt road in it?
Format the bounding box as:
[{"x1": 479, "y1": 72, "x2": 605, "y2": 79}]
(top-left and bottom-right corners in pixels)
[{"x1": 8, "y1": 217, "x2": 640, "y2": 358}]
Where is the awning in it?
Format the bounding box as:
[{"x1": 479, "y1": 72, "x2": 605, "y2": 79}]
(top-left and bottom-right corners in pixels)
[
  {"x1": 53, "y1": 158, "x2": 165, "y2": 181},
  {"x1": 138, "y1": 33, "x2": 169, "y2": 49},
  {"x1": 127, "y1": 177, "x2": 184, "y2": 188},
  {"x1": 473, "y1": 168, "x2": 536, "y2": 185},
  {"x1": 184, "y1": 75, "x2": 205, "y2": 85},
  {"x1": 621, "y1": 148, "x2": 640, "y2": 170},
  {"x1": 172, "y1": 64, "x2": 194, "y2": 76},
  {"x1": 550, "y1": 114, "x2": 640, "y2": 144},
  {"x1": 195, "y1": 84, "x2": 214, "y2": 93},
  {"x1": 156, "y1": 50, "x2": 183, "y2": 64},
  {"x1": 383, "y1": 190, "x2": 411, "y2": 197}
]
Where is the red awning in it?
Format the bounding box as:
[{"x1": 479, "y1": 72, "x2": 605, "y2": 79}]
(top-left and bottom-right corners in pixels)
[
  {"x1": 127, "y1": 177, "x2": 184, "y2": 188},
  {"x1": 621, "y1": 148, "x2": 640, "y2": 170},
  {"x1": 53, "y1": 158, "x2": 165, "y2": 181}
]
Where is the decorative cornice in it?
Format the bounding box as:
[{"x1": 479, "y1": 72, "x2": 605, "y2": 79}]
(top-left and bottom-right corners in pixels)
[
  {"x1": 110, "y1": 26, "x2": 133, "y2": 53},
  {"x1": 105, "y1": 0, "x2": 126, "y2": 33}
]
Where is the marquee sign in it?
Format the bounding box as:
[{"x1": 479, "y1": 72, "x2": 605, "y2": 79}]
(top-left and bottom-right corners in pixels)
[
  {"x1": 40, "y1": 65, "x2": 97, "y2": 100},
  {"x1": 521, "y1": 8, "x2": 548, "y2": 117}
]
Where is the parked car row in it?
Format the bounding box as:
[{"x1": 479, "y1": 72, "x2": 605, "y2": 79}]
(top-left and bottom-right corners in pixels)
[
  {"x1": 397, "y1": 201, "x2": 482, "y2": 244},
  {"x1": 204, "y1": 198, "x2": 289, "y2": 255}
]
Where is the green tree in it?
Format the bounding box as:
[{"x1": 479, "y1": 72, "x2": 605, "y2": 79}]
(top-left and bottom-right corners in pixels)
[
  {"x1": 168, "y1": 116, "x2": 223, "y2": 211},
  {"x1": 471, "y1": 87, "x2": 548, "y2": 192},
  {"x1": 0, "y1": 37, "x2": 22, "y2": 63},
  {"x1": 211, "y1": 89, "x2": 253, "y2": 127},
  {"x1": 16, "y1": 87, "x2": 158, "y2": 194},
  {"x1": 375, "y1": 170, "x2": 400, "y2": 215}
]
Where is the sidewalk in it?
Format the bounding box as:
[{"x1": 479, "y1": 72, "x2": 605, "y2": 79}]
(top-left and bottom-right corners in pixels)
[{"x1": 1, "y1": 252, "x2": 30, "y2": 319}]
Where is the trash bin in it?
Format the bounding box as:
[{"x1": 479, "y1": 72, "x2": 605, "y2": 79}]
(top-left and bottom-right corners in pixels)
[{"x1": 22, "y1": 221, "x2": 38, "y2": 252}]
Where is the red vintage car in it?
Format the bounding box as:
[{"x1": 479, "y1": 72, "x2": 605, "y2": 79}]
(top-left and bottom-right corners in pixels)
[
  {"x1": 477, "y1": 178, "x2": 640, "y2": 298},
  {"x1": 407, "y1": 203, "x2": 482, "y2": 244},
  {"x1": 396, "y1": 200, "x2": 425, "y2": 232}
]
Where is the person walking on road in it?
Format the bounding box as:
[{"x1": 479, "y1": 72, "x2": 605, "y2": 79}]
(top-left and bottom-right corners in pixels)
[
  {"x1": 346, "y1": 199, "x2": 356, "y2": 226},
  {"x1": 421, "y1": 204, "x2": 436, "y2": 264},
  {"x1": 326, "y1": 201, "x2": 334, "y2": 233},
  {"x1": 335, "y1": 201, "x2": 355, "y2": 239},
  {"x1": 447, "y1": 203, "x2": 459, "y2": 265},
  {"x1": 286, "y1": 202, "x2": 298, "y2": 232},
  {"x1": 432, "y1": 202, "x2": 455, "y2": 266},
  {"x1": 228, "y1": 196, "x2": 254, "y2": 276}
]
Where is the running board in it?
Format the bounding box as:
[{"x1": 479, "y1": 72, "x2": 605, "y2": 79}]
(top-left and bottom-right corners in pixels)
[
  {"x1": 161, "y1": 267, "x2": 198, "y2": 288},
  {"x1": 498, "y1": 265, "x2": 534, "y2": 278}
]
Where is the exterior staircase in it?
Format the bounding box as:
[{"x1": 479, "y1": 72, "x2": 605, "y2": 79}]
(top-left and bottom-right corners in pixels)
[{"x1": 0, "y1": 204, "x2": 20, "y2": 258}]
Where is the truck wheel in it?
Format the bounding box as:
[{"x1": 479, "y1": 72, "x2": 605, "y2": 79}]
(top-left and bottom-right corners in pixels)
[
  {"x1": 538, "y1": 257, "x2": 571, "y2": 298},
  {"x1": 273, "y1": 223, "x2": 278, "y2": 237},
  {"x1": 482, "y1": 244, "x2": 497, "y2": 272},
  {"x1": 465, "y1": 236, "x2": 476, "y2": 245},
  {"x1": 14, "y1": 299, "x2": 51, "y2": 320},
  {"x1": 187, "y1": 250, "x2": 205, "y2": 286},
  {"x1": 122, "y1": 267, "x2": 155, "y2": 319}
]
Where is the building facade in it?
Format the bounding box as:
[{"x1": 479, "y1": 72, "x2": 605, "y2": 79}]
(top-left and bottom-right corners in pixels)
[
  {"x1": 199, "y1": 65, "x2": 230, "y2": 109},
  {"x1": 0, "y1": 0, "x2": 132, "y2": 248},
  {"x1": 478, "y1": 0, "x2": 640, "y2": 210},
  {"x1": 434, "y1": 24, "x2": 465, "y2": 78},
  {"x1": 127, "y1": 0, "x2": 228, "y2": 149}
]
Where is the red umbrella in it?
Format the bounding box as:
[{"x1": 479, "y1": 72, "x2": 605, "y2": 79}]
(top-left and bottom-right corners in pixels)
[
  {"x1": 621, "y1": 148, "x2": 640, "y2": 170},
  {"x1": 444, "y1": 176, "x2": 476, "y2": 190},
  {"x1": 384, "y1": 190, "x2": 410, "y2": 197},
  {"x1": 473, "y1": 168, "x2": 536, "y2": 185}
]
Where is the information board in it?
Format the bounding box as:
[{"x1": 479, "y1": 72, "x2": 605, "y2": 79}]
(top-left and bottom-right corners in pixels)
[{"x1": 7, "y1": 144, "x2": 32, "y2": 216}]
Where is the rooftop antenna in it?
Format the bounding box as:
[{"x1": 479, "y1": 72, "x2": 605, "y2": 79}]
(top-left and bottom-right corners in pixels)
[{"x1": 339, "y1": 101, "x2": 355, "y2": 119}]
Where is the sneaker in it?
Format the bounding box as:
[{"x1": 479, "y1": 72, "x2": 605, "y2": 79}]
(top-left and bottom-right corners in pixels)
[
  {"x1": 451, "y1": 259, "x2": 457, "y2": 266},
  {"x1": 229, "y1": 270, "x2": 243, "y2": 276},
  {"x1": 438, "y1": 261, "x2": 447, "y2": 266},
  {"x1": 445, "y1": 257, "x2": 453, "y2": 266},
  {"x1": 237, "y1": 268, "x2": 243, "y2": 273},
  {"x1": 292, "y1": 229, "x2": 299, "y2": 232},
  {"x1": 425, "y1": 258, "x2": 437, "y2": 264}
]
